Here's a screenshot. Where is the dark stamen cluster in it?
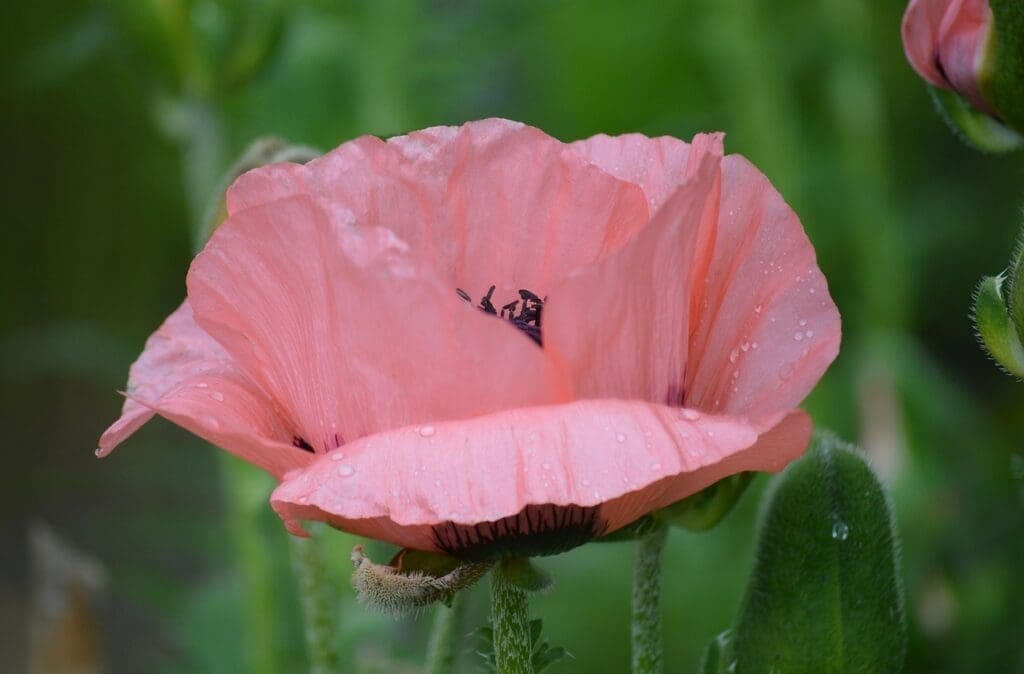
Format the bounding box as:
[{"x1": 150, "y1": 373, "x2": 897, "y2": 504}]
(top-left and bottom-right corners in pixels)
[
  {"x1": 457, "y1": 285, "x2": 546, "y2": 346},
  {"x1": 431, "y1": 503, "x2": 606, "y2": 561}
]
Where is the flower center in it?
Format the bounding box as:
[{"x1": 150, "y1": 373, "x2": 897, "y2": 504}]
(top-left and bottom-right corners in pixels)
[
  {"x1": 456, "y1": 285, "x2": 545, "y2": 346},
  {"x1": 431, "y1": 504, "x2": 607, "y2": 561}
]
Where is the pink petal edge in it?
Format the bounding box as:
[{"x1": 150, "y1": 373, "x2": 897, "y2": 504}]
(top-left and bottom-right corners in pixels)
[{"x1": 270, "y1": 401, "x2": 810, "y2": 550}]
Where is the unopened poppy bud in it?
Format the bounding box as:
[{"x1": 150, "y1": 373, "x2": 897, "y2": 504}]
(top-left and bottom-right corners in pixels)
[
  {"x1": 350, "y1": 545, "x2": 491, "y2": 617},
  {"x1": 902, "y1": 0, "x2": 1024, "y2": 151},
  {"x1": 973, "y1": 230, "x2": 1024, "y2": 377}
]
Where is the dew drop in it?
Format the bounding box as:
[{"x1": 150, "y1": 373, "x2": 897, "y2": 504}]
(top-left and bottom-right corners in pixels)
[
  {"x1": 298, "y1": 496, "x2": 308, "y2": 504},
  {"x1": 649, "y1": 462, "x2": 662, "y2": 471},
  {"x1": 751, "y1": 341, "x2": 759, "y2": 349},
  {"x1": 799, "y1": 319, "x2": 808, "y2": 326},
  {"x1": 196, "y1": 382, "x2": 209, "y2": 389},
  {"x1": 616, "y1": 433, "x2": 626, "y2": 443},
  {"x1": 336, "y1": 464, "x2": 355, "y2": 477},
  {"x1": 434, "y1": 479, "x2": 442, "y2": 487},
  {"x1": 330, "y1": 453, "x2": 346, "y2": 461},
  {"x1": 805, "y1": 330, "x2": 814, "y2": 338},
  {"x1": 94, "y1": 447, "x2": 103, "y2": 457},
  {"x1": 682, "y1": 409, "x2": 701, "y2": 421},
  {"x1": 754, "y1": 304, "x2": 763, "y2": 313},
  {"x1": 831, "y1": 520, "x2": 849, "y2": 541},
  {"x1": 210, "y1": 391, "x2": 224, "y2": 402},
  {"x1": 778, "y1": 363, "x2": 794, "y2": 380},
  {"x1": 418, "y1": 425, "x2": 436, "y2": 438},
  {"x1": 729, "y1": 349, "x2": 739, "y2": 364},
  {"x1": 793, "y1": 331, "x2": 804, "y2": 341},
  {"x1": 542, "y1": 462, "x2": 552, "y2": 470},
  {"x1": 582, "y1": 478, "x2": 591, "y2": 487},
  {"x1": 740, "y1": 341, "x2": 750, "y2": 352},
  {"x1": 201, "y1": 416, "x2": 220, "y2": 430},
  {"x1": 809, "y1": 287, "x2": 816, "y2": 294}
]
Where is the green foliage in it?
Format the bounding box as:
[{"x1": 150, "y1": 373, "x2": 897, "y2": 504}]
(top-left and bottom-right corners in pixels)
[
  {"x1": 704, "y1": 435, "x2": 906, "y2": 673},
  {"x1": 658, "y1": 472, "x2": 754, "y2": 532},
  {"x1": 476, "y1": 619, "x2": 570, "y2": 673},
  {"x1": 929, "y1": 86, "x2": 1023, "y2": 153},
  {"x1": 989, "y1": 0, "x2": 1024, "y2": 132}
]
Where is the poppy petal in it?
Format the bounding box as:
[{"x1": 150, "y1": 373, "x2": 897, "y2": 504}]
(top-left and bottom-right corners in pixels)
[
  {"x1": 226, "y1": 119, "x2": 651, "y2": 301},
  {"x1": 683, "y1": 155, "x2": 841, "y2": 420},
  {"x1": 188, "y1": 194, "x2": 569, "y2": 450},
  {"x1": 270, "y1": 400, "x2": 808, "y2": 550},
  {"x1": 902, "y1": 0, "x2": 956, "y2": 88},
  {"x1": 97, "y1": 301, "x2": 308, "y2": 478},
  {"x1": 542, "y1": 133, "x2": 724, "y2": 403}
]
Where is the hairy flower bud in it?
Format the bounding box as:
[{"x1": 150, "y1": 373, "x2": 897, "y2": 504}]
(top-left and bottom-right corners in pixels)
[{"x1": 902, "y1": 0, "x2": 1024, "y2": 151}]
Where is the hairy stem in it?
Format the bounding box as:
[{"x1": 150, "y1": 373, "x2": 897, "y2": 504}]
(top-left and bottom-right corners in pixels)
[
  {"x1": 631, "y1": 525, "x2": 668, "y2": 674},
  {"x1": 491, "y1": 562, "x2": 533, "y2": 674},
  {"x1": 291, "y1": 523, "x2": 341, "y2": 674},
  {"x1": 425, "y1": 595, "x2": 465, "y2": 674}
]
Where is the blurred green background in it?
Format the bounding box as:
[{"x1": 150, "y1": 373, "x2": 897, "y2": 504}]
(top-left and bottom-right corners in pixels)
[{"x1": 3, "y1": 1, "x2": 1023, "y2": 672}]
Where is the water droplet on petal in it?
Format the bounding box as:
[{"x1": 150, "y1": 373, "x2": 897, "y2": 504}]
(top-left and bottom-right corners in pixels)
[
  {"x1": 729, "y1": 349, "x2": 739, "y2": 364},
  {"x1": 616, "y1": 433, "x2": 626, "y2": 443},
  {"x1": 649, "y1": 462, "x2": 662, "y2": 471},
  {"x1": 754, "y1": 304, "x2": 763, "y2": 313},
  {"x1": 793, "y1": 331, "x2": 804, "y2": 341},
  {"x1": 805, "y1": 330, "x2": 814, "y2": 338},
  {"x1": 740, "y1": 341, "x2": 750, "y2": 352},
  {"x1": 330, "y1": 453, "x2": 346, "y2": 461},
  {"x1": 201, "y1": 416, "x2": 220, "y2": 430},
  {"x1": 210, "y1": 391, "x2": 224, "y2": 402},
  {"x1": 799, "y1": 319, "x2": 808, "y2": 326},
  {"x1": 682, "y1": 409, "x2": 701, "y2": 421},
  {"x1": 418, "y1": 425, "x2": 436, "y2": 438},
  {"x1": 582, "y1": 478, "x2": 591, "y2": 487},
  {"x1": 751, "y1": 341, "x2": 759, "y2": 349},
  {"x1": 542, "y1": 462, "x2": 551, "y2": 470},
  {"x1": 778, "y1": 363, "x2": 795, "y2": 380},
  {"x1": 94, "y1": 447, "x2": 103, "y2": 457},
  {"x1": 196, "y1": 382, "x2": 209, "y2": 389},
  {"x1": 337, "y1": 464, "x2": 355, "y2": 477},
  {"x1": 831, "y1": 520, "x2": 849, "y2": 541}
]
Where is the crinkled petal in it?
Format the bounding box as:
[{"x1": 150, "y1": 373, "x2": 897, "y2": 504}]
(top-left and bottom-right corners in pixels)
[
  {"x1": 188, "y1": 194, "x2": 568, "y2": 451},
  {"x1": 683, "y1": 155, "x2": 841, "y2": 420},
  {"x1": 226, "y1": 119, "x2": 650, "y2": 307},
  {"x1": 569, "y1": 132, "x2": 695, "y2": 213},
  {"x1": 270, "y1": 400, "x2": 809, "y2": 550},
  {"x1": 543, "y1": 133, "x2": 723, "y2": 403},
  {"x1": 97, "y1": 301, "x2": 309, "y2": 478},
  {"x1": 936, "y1": 0, "x2": 994, "y2": 112},
  {"x1": 902, "y1": 0, "x2": 956, "y2": 88}
]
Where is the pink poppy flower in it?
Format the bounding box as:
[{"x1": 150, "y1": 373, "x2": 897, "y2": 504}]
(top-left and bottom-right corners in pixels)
[
  {"x1": 901, "y1": 0, "x2": 995, "y2": 114},
  {"x1": 98, "y1": 119, "x2": 840, "y2": 559}
]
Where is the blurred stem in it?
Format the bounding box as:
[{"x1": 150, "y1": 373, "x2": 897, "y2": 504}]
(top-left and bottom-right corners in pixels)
[
  {"x1": 353, "y1": 0, "x2": 417, "y2": 135},
  {"x1": 631, "y1": 524, "x2": 668, "y2": 674},
  {"x1": 491, "y1": 562, "x2": 533, "y2": 674},
  {"x1": 221, "y1": 457, "x2": 281, "y2": 674},
  {"x1": 424, "y1": 595, "x2": 465, "y2": 674},
  {"x1": 291, "y1": 523, "x2": 341, "y2": 674}
]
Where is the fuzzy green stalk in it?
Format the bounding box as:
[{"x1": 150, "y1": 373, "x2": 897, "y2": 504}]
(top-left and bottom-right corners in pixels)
[
  {"x1": 291, "y1": 523, "x2": 341, "y2": 674},
  {"x1": 425, "y1": 595, "x2": 465, "y2": 674},
  {"x1": 631, "y1": 524, "x2": 669, "y2": 674},
  {"x1": 491, "y1": 562, "x2": 534, "y2": 674}
]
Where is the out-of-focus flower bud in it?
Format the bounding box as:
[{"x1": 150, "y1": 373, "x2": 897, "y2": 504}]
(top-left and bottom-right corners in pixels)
[
  {"x1": 973, "y1": 227, "x2": 1024, "y2": 377},
  {"x1": 902, "y1": 0, "x2": 1024, "y2": 151}
]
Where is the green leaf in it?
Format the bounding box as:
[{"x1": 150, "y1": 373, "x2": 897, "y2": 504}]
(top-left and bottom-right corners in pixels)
[
  {"x1": 973, "y1": 274, "x2": 1024, "y2": 378},
  {"x1": 698, "y1": 631, "x2": 733, "y2": 674},
  {"x1": 658, "y1": 472, "x2": 754, "y2": 531},
  {"x1": 723, "y1": 434, "x2": 906, "y2": 673}
]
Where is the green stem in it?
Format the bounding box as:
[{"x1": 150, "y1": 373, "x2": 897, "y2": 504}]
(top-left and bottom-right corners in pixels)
[
  {"x1": 631, "y1": 525, "x2": 668, "y2": 674},
  {"x1": 491, "y1": 562, "x2": 534, "y2": 674},
  {"x1": 291, "y1": 523, "x2": 341, "y2": 674},
  {"x1": 425, "y1": 595, "x2": 465, "y2": 674}
]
